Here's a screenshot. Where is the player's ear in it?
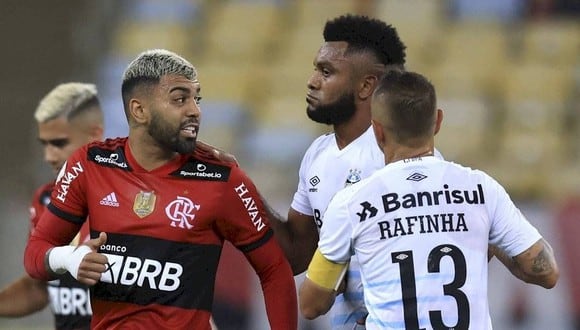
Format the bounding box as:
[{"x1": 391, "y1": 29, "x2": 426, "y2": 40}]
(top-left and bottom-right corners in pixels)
[
  {"x1": 129, "y1": 98, "x2": 148, "y2": 125},
  {"x1": 434, "y1": 109, "x2": 444, "y2": 136},
  {"x1": 358, "y1": 74, "x2": 378, "y2": 100}
]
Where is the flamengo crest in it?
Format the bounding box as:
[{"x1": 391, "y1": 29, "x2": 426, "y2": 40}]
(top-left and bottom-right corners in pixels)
[{"x1": 165, "y1": 196, "x2": 200, "y2": 229}]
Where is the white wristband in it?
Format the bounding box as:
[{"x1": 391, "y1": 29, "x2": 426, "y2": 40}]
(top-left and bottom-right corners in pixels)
[{"x1": 48, "y1": 245, "x2": 93, "y2": 280}]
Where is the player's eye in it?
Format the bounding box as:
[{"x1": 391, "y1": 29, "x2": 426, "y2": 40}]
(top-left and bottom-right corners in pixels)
[
  {"x1": 41, "y1": 138, "x2": 70, "y2": 148},
  {"x1": 194, "y1": 96, "x2": 202, "y2": 105}
]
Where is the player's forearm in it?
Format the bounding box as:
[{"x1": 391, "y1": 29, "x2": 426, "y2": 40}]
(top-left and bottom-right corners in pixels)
[
  {"x1": 24, "y1": 237, "x2": 56, "y2": 281},
  {"x1": 299, "y1": 278, "x2": 335, "y2": 320},
  {"x1": 264, "y1": 205, "x2": 294, "y2": 258},
  {"x1": 263, "y1": 202, "x2": 318, "y2": 274},
  {"x1": 247, "y1": 239, "x2": 298, "y2": 330},
  {"x1": 0, "y1": 275, "x2": 48, "y2": 317},
  {"x1": 261, "y1": 265, "x2": 298, "y2": 329},
  {"x1": 261, "y1": 200, "x2": 303, "y2": 272},
  {"x1": 24, "y1": 214, "x2": 82, "y2": 280},
  {"x1": 268, "y1": 218, "x2": 313, "y2": 275}
]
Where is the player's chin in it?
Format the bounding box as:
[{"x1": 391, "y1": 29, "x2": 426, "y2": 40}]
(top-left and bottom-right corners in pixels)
[
  {"x1": 176, "y1": 139, "x2": 197, "y2": 154},
  {"x1": 306, "y1": 106, "x2": 318, "y2": 118}
]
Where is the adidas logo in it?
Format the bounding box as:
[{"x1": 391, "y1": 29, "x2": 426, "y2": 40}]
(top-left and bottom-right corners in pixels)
[{"x1": 100, "y1": 192, "x2": 119, "y2": 207}]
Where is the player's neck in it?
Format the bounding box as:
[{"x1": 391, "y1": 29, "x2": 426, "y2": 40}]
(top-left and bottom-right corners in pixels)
[
  {"x1": 128, "y1": 132, "x2": 178, "y2": 171},
  {"x1": 333, "y1": 107, "x2": 371, "y2": 150},
  {"x1": 384, "y1": 144, "x2": 434, "y2": 165}
]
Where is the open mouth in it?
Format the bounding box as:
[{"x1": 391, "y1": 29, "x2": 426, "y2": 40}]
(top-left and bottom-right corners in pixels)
[{"x1": 180, "y1": 124, "x2": 198, "y2": 138}]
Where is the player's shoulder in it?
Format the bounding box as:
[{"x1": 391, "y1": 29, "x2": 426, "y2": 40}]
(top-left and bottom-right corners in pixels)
[
  {"x1": 193, "y1": 145, "x2": 238, "y2": 168},
  {"x1": 31, "y1": 181, "x2": 54, "y2": 206},
  {"x1": 301, "y1": 132, "x2": 336, "y2": 161},
  {"x1": 69, "y1": 137, "x2": 127, "y2": 158},
  {"x1": 431, "y1": 159, "x2": 506, "y2": 197},
  {"x1": 440, "y1": 159, "x2": 493, "y2": 181},
  {"x1": 33, "y1": 182, "x2": 54, "y2": 196},
  {"x1": 310, "y1": 132, "x2": 335, "y2": 149}
]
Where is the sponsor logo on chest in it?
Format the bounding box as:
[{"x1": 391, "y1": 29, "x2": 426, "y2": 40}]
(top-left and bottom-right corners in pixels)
[
  {"x1": 93, "y1": 153, "x2": 128, "y2": 168},
  {"x1": 99, "y1": 248, "x2": 182, "y2": 292}
]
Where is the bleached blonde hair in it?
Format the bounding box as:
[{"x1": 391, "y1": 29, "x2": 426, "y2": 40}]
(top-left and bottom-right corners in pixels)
[
  {"x1": 34, "y1": 82, "x2": 100, "y2": 123},
  {"x1": 121, "y1": 49, "x2": 197, "y2": 119},
  {"x1": 122, "y1": 49, "x2": 196, "y2": 84}
]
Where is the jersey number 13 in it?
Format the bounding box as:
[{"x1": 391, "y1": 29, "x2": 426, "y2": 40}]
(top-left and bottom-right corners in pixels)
[{"x1": 392, "y1": 244, "x2": 469, "y2": 330}]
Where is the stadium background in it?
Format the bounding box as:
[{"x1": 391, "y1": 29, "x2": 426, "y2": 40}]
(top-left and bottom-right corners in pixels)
[{"x1": 0, "y1": 0, "x2": 577, "y2": 329}]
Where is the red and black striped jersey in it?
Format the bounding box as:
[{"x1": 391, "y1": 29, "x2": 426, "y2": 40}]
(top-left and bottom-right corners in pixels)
[{"x1": 26, "y1": 137, "x2": 296, "y2": 330}]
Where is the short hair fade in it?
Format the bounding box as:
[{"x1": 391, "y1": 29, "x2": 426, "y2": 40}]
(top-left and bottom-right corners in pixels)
[
  {"x1": 374, "y1": 70, "x2": 436, "y2": 144},
  {"x1": 121, "y1": 49, "x2": 197, "y2": 110},
  {"x1": 34, "y1": 82, "x2": 100, "y2": 123},
  {"x1": 324, "y1": 14, "x2": 406, "y2": 66}
]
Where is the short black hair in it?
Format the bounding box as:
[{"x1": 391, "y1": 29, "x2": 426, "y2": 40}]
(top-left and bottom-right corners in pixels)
[
  {"x1": 374, "y1": 70, "x2": 436, "y2": 144},
  {"x1": 324, "y1": 14, "x2": 406, "y2": 66}
]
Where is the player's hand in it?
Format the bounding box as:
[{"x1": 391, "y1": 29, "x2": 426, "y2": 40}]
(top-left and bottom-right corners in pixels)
[
  {"x1": 76, "y1": 232, "x2": 108, "y2": 286},
  {"x1": 197, "y1": 140, "x2": 238, "y2": 165}
]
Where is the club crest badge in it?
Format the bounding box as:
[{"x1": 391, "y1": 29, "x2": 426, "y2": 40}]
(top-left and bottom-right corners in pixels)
[
  {"x1": 345, "y1": 169, "x2": 362, "y2": 187},
  {"x1": 133, "y1": 191, "x2": 156, "y2": 218}
]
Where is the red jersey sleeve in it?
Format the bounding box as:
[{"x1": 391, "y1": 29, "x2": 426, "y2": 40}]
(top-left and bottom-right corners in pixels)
[
  {"x1": 24, "y1": 147, "x2": 89, "y2": 281},
  {"x1": 216, "y1": 166, "x2": 297, "y2": 329},
  {"x1": 216, "y1": 165, "x2": 273, "y2": 247},
  {"x1": 49, "y1": 148, "x2": 89, "y2": 219}
]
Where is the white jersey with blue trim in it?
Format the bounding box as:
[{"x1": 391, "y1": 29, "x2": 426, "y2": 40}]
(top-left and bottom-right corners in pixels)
[{"x1": 318, "y1": 156, "x2": 542, "y2": 330}]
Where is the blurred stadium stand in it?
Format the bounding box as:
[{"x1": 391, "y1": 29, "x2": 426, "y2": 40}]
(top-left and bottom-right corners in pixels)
[{"x1": 0, "y1": 0, "x2": 577, "y2": 329}]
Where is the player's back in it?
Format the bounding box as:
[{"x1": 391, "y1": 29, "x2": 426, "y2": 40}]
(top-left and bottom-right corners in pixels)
[{"x1": 344, "y1": 156, "x2": 502, "y2": 329}]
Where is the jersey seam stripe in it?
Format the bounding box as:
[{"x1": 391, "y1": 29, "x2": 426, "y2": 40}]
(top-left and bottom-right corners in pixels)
[
  {"x1": 237, "y1": 228, "x2": 273, "y2": 253},
  {"x1": 47, "y1": 203, "x2": 85, "y2": 224}
]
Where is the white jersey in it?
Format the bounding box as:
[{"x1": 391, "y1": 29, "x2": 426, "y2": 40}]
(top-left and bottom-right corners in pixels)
[
  {"x1": 292, "y1": 126, "x2": 383, "y2": 329},
  {"x1": 319, "y1": 156, "x2": 542, "y2": 330}
]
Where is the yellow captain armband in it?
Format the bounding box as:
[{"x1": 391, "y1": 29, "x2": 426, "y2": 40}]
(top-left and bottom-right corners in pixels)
[{"x1": 306, "y1": 249, "x2": 349, "y2": 291}]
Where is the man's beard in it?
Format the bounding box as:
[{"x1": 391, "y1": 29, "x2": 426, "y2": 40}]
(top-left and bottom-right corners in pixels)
[
  {"x1": 306, "y1": 92, "x2": 356, "y2": 125},
  {"x1": 148, "y1": 110, "x2": 197, "y2": 155}
]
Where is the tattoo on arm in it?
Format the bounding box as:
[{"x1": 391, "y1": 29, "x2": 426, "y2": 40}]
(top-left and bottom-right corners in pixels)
[{"x1": 531, "y1": 247, "x2": 553, "y2": 274}]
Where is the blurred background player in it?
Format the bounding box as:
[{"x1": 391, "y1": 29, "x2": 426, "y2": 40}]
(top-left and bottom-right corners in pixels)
[{"x1": 0, "y1": 82, "x2": 103, "y2": 330}]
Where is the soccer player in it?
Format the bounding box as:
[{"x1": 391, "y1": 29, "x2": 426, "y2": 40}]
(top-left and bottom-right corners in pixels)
[
  {"x1": 299, "y1": 70, "x2": 559, "y2": 329},
  {"x1": 0, "y1": 82, "x2": 103, "y2": 329},
  {"x1": 24, "y1": 49, "x2": 297, "y2": 330},
  {"x1": 266, "y1": 14, "x2": 419, "y2": 329}
]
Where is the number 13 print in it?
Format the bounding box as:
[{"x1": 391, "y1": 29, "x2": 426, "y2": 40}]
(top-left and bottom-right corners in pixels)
[{"x1": 392, "y1": 244, "x2": 470, "y2": 330}]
